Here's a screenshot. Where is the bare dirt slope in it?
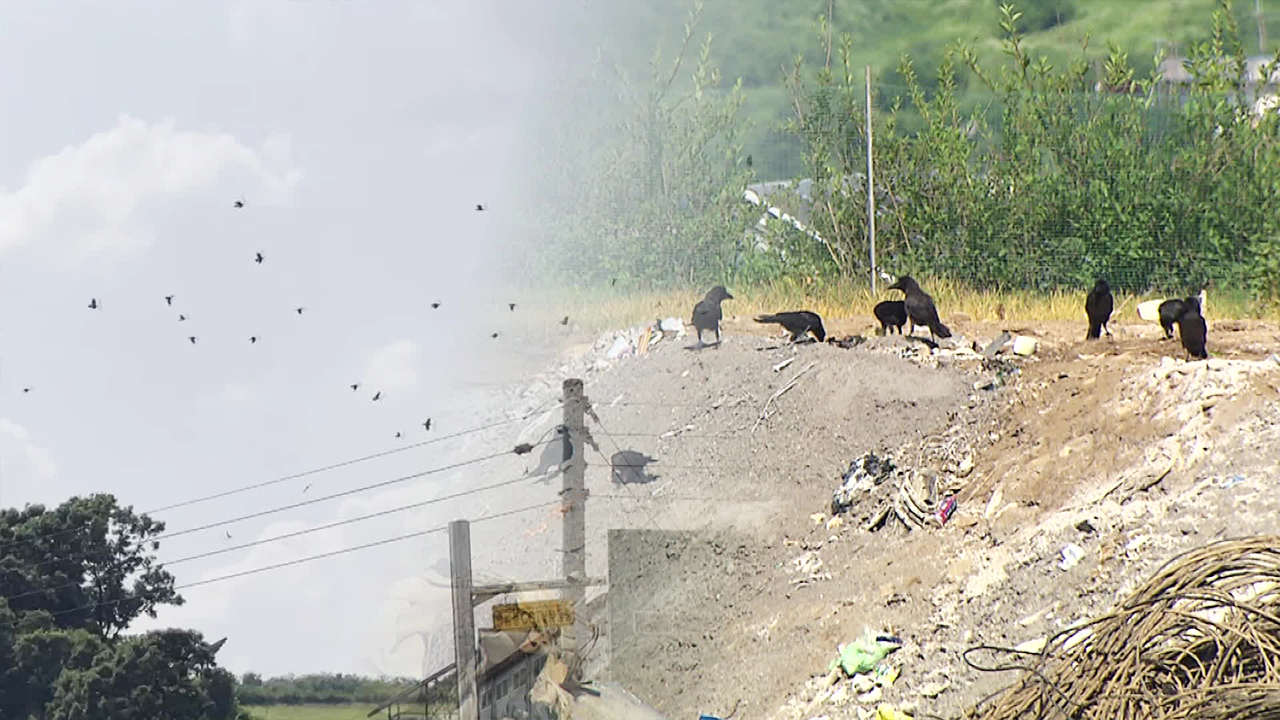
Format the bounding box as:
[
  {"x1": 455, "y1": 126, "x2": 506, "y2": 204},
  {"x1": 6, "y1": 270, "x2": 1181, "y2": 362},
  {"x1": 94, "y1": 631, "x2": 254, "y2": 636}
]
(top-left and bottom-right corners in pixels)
[{"x1": 531, "y1": 309, "x2": 1280, "y2": 720}]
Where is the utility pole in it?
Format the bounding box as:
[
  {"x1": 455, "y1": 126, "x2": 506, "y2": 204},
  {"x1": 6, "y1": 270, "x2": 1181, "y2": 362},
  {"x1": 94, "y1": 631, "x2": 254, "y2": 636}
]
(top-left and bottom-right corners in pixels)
[
  {"x1": 865, "y1": 65, "x2": 877, "y2": 294},
  {"x1": 1258, "y1": 0, "x2": 1268, "y2": 55},
  {"x1": 449, "y1": 520, "x2": 478, "y2": 720},
  {"x1": 560, "y1": 378, "x2": 588, "y2": 673}
]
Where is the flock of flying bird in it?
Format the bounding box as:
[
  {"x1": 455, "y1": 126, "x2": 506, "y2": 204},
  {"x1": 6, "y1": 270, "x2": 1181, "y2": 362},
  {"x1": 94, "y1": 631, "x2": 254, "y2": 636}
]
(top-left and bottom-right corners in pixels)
[
  {"x1": 23, "y1": 198, "x2": 542, "y2": 440},
  {"x1": 689, "y1": 274, "x2": 1209, "y2": 360}
]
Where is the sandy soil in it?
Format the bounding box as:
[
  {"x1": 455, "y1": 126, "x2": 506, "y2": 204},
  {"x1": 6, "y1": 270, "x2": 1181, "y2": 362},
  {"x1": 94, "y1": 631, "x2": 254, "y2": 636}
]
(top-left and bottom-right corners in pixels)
[{"x1": 442, "y1": 304, "x2": 1280, "y2": 720}]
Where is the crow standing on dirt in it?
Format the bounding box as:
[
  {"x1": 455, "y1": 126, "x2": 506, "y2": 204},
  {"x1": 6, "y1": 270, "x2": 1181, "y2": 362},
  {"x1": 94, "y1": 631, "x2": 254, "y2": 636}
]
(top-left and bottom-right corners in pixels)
[
  {"x1": 1085, "y1": 278, "x2": 1114, "y2": 340},
  {"x1": 754, "y1": 311, "x2": 826, "y2": 342},
  {"x1": 873, "y1": 300, "x2": 908, "y2": 335},
  {"x1": 887, "y1": 276, "x2": 951, "y2": 342},
  {"x1": 690, "y1": 285, "x2": 734, "y2": 346},
  {"x1": 1158, "y1": 298, "x2": 1188, "y2": 340},
  {"x1": 1176, "y1": 296, "x2": 1209, "y2": 360}
]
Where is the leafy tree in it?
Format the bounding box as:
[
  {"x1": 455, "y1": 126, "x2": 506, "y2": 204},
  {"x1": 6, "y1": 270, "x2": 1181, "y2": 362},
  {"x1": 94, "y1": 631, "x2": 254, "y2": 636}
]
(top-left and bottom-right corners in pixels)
[{"x1": 0, "y1": 494, "x2": 240, "y2": 720}]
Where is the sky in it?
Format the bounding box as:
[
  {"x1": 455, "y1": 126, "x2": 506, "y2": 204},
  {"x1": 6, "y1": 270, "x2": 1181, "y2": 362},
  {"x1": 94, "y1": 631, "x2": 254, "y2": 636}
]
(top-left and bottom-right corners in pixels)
[{"x1": 0, "y1": 0, "x2": 590, "y2": 678}]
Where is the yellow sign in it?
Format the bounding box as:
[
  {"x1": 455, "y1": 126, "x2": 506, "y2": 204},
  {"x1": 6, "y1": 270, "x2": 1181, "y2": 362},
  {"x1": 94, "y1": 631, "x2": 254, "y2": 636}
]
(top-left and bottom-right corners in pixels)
[{"x1": 492, "y1": 599, "x2": 575, "y2": 630}]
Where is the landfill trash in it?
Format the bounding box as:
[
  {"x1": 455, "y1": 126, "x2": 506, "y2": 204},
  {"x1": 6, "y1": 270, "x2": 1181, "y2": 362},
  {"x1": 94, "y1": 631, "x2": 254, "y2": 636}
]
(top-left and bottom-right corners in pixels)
[
  {"x1": 1012, "y1": 335, "x2": 1037, "y2": 356},
  {"x1": 936, "y1": 496, "x2": 958, "y2": 525},
  {"x1": 1059, "y1": 543, "x2": 1086, "y2": 570},
  {"x1": 914, "y1": 677, "x2": 950, "y2": 698},
  {"x1": 1136, "y1": 298, "x2": 1163, "y2": 322},
  {"x1": 828, "y1": 335, "x2": 867, "y2": 349},
  {"x1": 658, "y1": 317, "x2": 685, "y2": 334},
  {"x1": 826, "y1": 516, "x2": 844, "y2": 531},
  {"x1": 1220, "y1": 474, "x2": 1246, "y2": 489},
  {"x1": 607, "y1": 335, "x2": 634, "y2": 360},
  {"x1": 874, "y1": 704, "x2": 913, "y2": 720},
  {"x1": 832, "y1": 453, "x2": 897, "y2": 515},
  {"x1": 831, "y1": 630, "x2": 902, "y2": 677},
  {"x1": 981, "y1": 331, "x2": 1012, "y2": 358}
]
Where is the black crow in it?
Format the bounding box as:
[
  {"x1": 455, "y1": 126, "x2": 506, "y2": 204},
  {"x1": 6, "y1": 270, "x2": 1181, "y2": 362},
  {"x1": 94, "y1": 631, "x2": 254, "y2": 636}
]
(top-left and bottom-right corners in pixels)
[
  {"x1": 1085, "y1": 278, "x2": 1114, "y2": 340},
  {"x1": 303, "y1": 483, "x2": 311, "y2": 493},
  {"x1": 873, "y1": 300, "x2": 908, "y2": 335},
  {"x1": 475, "y1": 203, "x2": 486, "y2": 211},
  {"x1": 431, "y1": 302, "x2": 441, "y2": 309},
  {"x1": 754, "y1": 311, "x2": 826, "y2": 342},
  {"x1": 254, "y1": 252, "x2": 264, "y2": 265},
  {"x1": 395, "y1": 431, "x2": 403, "y2": 438},
  {"x1": 350, "y1": 383, "x2": 360, "y2": 392},
  {"x1": 1176, "y1": 297, "x2": 1208, "y2": 360},
  {"x1": 188, "y1": 336, "x2": 197, "y2": 344},
  {"x1": 610, "y1": 278, "x2": 618, "y2": 287},
  {"x1": 491, "y1": 332, "x2": 499, "y2": 339},
  {"x1": 1158, "y1": 298, "x2": 1187, "y2": 340},
  {"x1": 423, "y1": 419, "x2": 432, "y2": 431},
  {"x1": 561, "y1": 316, "x2": 570, "y2": 325},
  {"x1": 22, "y1": 387, "x2": 31, "y2": 393},
  {"x1": 225, "y1": 531, "x2": 232, "y2": 539},
  {"x1": 250, "y1": 336, "x2": 258, "y2": 344},
  {"x1": 88, "y1": 298, "x2": 99, "y2": 310},
  {"x1": 509, "y1": 303, "x2": 516, "y2": 311},
  {"x1": 610, "y1": 450, "x2": 658, "y2": 485},
  {"x1": 887, "y1": 276, "x2": 951, "y2": 341},
  {"x1": 165, "y1": 295, "x2": 174, "y2": 306},
  {"x1": 179, "y1": 314, "x2": 187, "y2": 321},
  {"x1": 233, "y1": 200, "x2": 244, "y2": 209},
  {"x1": 690, "y1": 285, "x2": 734, "y2": 346},
  {"x1": 372, "y1": 391, "x2": 382, "y2": 401},
  {"x1": 295, "y1": 307, "x2": 305, "y2": 315}
]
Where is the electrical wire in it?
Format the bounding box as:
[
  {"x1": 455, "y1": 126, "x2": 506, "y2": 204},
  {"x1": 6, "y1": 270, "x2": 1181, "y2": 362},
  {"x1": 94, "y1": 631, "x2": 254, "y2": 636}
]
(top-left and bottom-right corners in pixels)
[
  {"x1": 0, "y1": 499, "x2": 561, "y2": 631},
  {"x1": 2, "y1": 466, "x2": 557, "y2": 605},
  {"x1": 0, "y1": 400, "x2": 561, "y2": 556}
]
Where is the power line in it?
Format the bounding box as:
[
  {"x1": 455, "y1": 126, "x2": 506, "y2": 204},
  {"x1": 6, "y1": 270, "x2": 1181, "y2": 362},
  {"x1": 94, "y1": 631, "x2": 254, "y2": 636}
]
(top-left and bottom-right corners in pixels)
[
  {"x1": 0, "y1": 400, "x2": 562, "y2": 555},
  {"x1": 582, "y1": 400, "x2": 665, "y2": 532},
  {"x1": 3, "y1": 468, "x2": 556, "y2": 604},
  {"x1": 0, "y1": 500, "x2": 561, "y2": 631}
]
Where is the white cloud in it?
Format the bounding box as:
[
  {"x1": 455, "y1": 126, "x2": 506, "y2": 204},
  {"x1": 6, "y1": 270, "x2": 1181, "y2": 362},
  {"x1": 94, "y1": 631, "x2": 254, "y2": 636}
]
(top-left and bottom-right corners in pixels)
[
  {"x1": 361, "y1": 339, "x2": 421, "y2": 395},
  {"x1": 0, "y1": 115, "x2": 303, "y2": 267},
  {"x1": 0, "y1": 418, "x2": 59, "y2": 508}
]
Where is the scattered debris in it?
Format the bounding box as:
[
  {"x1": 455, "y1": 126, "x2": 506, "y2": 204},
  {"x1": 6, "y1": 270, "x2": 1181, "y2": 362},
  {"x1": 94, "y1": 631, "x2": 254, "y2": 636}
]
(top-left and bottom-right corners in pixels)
[
  {"x1": 1011, "y1": 336, "x2": 1038, "y2": 356},
  {"x1": 1058, "y1": 543, "x2": 1086, "y2": 570},
  {"x1": 832, "y1": 453, "x2": 897, "y2": 515},
  {"x1": 753, "y1": 361, "x2": 818, "y2": 432}
]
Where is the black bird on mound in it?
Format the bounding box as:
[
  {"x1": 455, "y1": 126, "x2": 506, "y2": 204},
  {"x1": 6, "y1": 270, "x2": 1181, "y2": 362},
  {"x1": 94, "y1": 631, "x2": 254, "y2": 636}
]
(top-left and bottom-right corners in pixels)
[
  {"x1": 690, "y1": 285, "x2": 734, "y2": 346},
  {"x1": 1085, "y1": 278, "x2": 1114, "y2": 340},
  {"x1": 873, "y1": 300, "x2": 908, "y2": 335},
  {"x1": 754, "y1": 311, "x2": 826, "y2": 342},
  {"x1": 1158, "y1": 298, "x2": 1188, "y2": 340},
  {"x1": 887, "y1": 276, "x2": 951, "y2": 341},
  {"x1": 1176, "y1": 296, "x2": 1208, "y2": 360}
]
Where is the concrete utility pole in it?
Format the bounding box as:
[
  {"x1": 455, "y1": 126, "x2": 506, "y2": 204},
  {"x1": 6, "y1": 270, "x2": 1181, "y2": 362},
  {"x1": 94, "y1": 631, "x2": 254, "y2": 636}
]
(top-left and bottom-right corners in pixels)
[
  {"x1": 449, "y1": 520, "x2": 478, "y2": 720},
  {"x1": 560, "y1": 379, "x2": 588, "y2": 671}
]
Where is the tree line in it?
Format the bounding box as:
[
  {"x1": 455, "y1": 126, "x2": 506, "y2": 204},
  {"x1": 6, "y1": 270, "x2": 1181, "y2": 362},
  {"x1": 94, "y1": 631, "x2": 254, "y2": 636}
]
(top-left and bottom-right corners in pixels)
[
  {"x1": 236, "y1": 672, "x2": 453, "y2": 707},
  {"x1": 512, "y1": 0, "x2": 1280, "y2": 303}
]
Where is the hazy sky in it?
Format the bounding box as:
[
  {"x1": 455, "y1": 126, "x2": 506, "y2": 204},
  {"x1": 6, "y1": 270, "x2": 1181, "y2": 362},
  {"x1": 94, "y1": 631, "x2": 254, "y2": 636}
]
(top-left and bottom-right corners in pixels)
[{"x1": 0, "y1": 0, "x2": 584, "y2": 678}]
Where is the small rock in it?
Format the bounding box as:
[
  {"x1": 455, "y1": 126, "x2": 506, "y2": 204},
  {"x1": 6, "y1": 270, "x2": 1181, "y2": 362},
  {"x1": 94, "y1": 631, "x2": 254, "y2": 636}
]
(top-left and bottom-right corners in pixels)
[{"x1": 1058, "y1": 543, "x2": 1086, "y2": 570}]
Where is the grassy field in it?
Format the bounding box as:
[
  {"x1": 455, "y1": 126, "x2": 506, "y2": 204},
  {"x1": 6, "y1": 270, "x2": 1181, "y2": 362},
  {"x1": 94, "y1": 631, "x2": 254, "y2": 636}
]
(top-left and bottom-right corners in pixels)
[
  {"x1": 243, "y1": 705, "x2": 378, "y2": 720},
  {"x1": 513, "y1": 277, "x2": 1272, "y2": 338}
]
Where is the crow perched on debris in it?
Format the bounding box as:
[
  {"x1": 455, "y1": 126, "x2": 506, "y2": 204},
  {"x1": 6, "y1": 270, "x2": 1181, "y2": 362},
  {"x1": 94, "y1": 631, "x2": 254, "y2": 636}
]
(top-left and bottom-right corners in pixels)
[
  {"x1": 1158, "y1": 298, "x2": 1188, "y2": 340},
  {"x1": 873, "y1": 300, "x2": 908, "y2": 335},
  {"x1": 1085, "y1": 278, "x2": 1114, "y2": 340},
  {"x1": 887, "y1": 276, "x2": 951, "y2": 341},
  {"x1": 690, "y1": 285, "x2": 733, "y2": 346},
  {"x1": 754, "y1": 311, "x2": 826, "y2": 342},
  {"x1": 1176, "y1": 296, "x2": 1208, "y2": 360}
]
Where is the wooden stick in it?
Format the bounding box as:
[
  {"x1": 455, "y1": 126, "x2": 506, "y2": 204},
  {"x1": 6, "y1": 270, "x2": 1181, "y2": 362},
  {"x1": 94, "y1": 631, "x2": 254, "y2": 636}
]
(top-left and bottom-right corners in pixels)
[{"x1": 753, "y1": 362, "x2": 817, "y2": 433}]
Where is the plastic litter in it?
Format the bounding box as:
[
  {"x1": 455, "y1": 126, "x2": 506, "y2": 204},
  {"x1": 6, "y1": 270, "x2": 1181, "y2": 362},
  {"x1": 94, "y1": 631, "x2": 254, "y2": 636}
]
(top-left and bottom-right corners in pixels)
[
  {"x1": 1059, "y1": 543, "x2": 1086, "y2": 571},
  {"x1": 874, "y1": 704, "x2": 913, "y2": 720},
  {"x1": 832, "y1": 453, "x2": 897, "y2": 515},
  {"x1": 830, "y1": 630, "x2": 902, "y2": 677}
]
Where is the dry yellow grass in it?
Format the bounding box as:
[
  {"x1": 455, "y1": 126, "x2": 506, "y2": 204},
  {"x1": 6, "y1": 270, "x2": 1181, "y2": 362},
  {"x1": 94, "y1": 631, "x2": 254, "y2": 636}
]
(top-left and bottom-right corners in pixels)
[{"x1": 513, "y1": 277, "x2": 1271, "y2": 336}]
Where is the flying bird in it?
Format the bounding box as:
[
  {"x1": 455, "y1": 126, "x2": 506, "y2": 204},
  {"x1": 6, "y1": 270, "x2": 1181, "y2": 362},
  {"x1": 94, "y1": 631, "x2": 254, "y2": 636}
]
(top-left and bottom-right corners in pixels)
[
  {"x1": 561, "y1": 316, "x2": 570, "y2": 326},
  {"x1": 491, "y1": 332, "x2": 499, "y2": 339},
  {"x1": 295, "y1": 307, "x2": 305, "y2": 315},
  {"x1": 1176, "y1": 297, "x2": 1209, "y2": 360},
  {"x1": 88, "y1": 298, "x2": 99, "y2": 310},
  {"x1": 431, "y1": 302, "x2": 441, "y2": 309},
  {"x1": 690, "y1": 285, "x2": 734, "y2": 346},
  {"x1": 610, "y1": 278, "x2": 618, "y2": 287},
  {"x1": 509, "y1": 303, "x2": 516, "y2": 311},
  {"x1": 372, "y1": 391, "x2": 382, "y2": 401},
  {"x1": 395, "y1": 431, "x2": 403, "y2": 439},
  {"x1": 1158, "y1": 298, "x2": 1188, "y2": 340},
  {"x1": 475, "y1": 203, "x2": 487, "y2": 211},
  {"x1": 1085, "y1": 278, "x2": 1114, "y2": 340},
  {"x1": 874, "y1": 300, "x2": 908, "y2": 335},
  {"x1": 250, "y1": 336, "x2": 258, "y2": 344},
  {"x1": 188, "y1": 336, "x2": 198, "y2": 344},
  {"x1": 165, "y1": 295, "x2": 174, "y2": 306},
  {"x1": 350, "y1": 383, "x2": 360, "y2": 392},
  {"x1": 887, "y1": 276, "x2": 951, "y2": 342},
  {"x1": 754, "y1": 311, "x2": 826, "y2": 342},
  {"x1": 225, "y1": 531, "x2": 232, "y2": 539},
  {"x1": 178, "y1": 314, "x2": 188, "y2": 321},
  {"x1": 423, "y1": 419, "x2": 432, "y2": 431},
  {"x1": 22, "y1": 387, "x2": 31, "y2": 394},
  {"x1": 233, "y1": 200, "x2": 244, "y2": 209},
  {"x1": 303, "y1": 483, "x2": 311, "y2": 493},
  {"x1": 254, "y1": 252, "x2": 264, "y2": 265}
]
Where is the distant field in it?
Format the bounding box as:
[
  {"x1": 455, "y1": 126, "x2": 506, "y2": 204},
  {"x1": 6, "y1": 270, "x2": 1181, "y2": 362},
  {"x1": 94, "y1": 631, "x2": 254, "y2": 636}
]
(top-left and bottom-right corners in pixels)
[{"x1": 243, "y1": 705, "x2": 377, "y2": 720}]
